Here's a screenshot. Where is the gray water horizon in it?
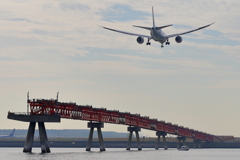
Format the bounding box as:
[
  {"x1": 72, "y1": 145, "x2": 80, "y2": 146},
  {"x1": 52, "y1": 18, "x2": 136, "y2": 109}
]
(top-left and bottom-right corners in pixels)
[{"x1": 0, "y1": 148, "x2": 239, "y2": 160}]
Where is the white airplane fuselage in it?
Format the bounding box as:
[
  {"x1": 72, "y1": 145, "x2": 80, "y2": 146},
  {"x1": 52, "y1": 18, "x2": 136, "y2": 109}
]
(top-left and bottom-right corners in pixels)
[{"x1": 150, "y1": 27, "x2": 167, "y2": 44}]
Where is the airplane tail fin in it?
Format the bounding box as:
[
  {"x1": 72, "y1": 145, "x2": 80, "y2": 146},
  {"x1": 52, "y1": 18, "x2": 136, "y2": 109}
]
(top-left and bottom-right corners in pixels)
[
  {"x1": 9, "y1": 129, "x2": 15, "y2": 137},
  {"x1": 132, "y1": 7, "x2": 156, "y2": 30},
  {"x1": 151, "y1": 7, "x2": 173, "y2": 30},
  {"x1": 152, "y1": 6, "x2": 155, "y2": 27}
]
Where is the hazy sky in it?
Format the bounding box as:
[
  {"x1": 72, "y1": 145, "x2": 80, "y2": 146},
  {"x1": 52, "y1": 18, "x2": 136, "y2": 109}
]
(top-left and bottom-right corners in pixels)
[{"x1": 1, "y1": 0, "x2": 240, "y2": 137}]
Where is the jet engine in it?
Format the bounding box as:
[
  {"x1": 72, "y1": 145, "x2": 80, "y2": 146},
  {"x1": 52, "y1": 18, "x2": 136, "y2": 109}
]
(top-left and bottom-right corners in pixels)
[
  {"x1": 175, "y1": 36, "x2": 183, "y2": 43},
  {"x1": 136, "y1": 36, "x2": 144, "y2": 44}
]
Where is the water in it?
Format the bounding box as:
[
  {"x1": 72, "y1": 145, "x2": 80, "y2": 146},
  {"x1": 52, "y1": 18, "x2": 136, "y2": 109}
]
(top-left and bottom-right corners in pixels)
[{"x1": 0, "y1": 148, "x2": 239, "y2": 160}]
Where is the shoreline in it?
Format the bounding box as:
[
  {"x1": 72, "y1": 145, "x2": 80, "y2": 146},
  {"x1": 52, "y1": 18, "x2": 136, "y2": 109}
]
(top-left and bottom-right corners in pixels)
[{"x1": 1, "y1": 140, "x2": 240, "y2": 148}]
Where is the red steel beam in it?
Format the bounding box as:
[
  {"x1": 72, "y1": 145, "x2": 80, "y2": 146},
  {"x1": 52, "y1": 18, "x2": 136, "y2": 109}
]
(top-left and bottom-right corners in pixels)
[{"x1": 28, "y1": 99, "x2": 215, "y2": 141}]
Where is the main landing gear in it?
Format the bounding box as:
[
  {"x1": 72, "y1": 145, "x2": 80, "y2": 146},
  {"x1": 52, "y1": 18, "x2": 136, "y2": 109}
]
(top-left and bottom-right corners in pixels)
[
  {"x1": 146, "y1": 38, "x2": 151, "y2": 45},
  {"x1": 165, "y1": 39, "x2": 170, "y2": 45},
  {"x1": 162, "y1": 40, "x2": 170, "y2": 47}
]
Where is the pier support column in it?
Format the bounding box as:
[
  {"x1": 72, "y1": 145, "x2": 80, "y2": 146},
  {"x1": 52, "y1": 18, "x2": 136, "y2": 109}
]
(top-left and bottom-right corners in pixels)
[
  {"x1": 162, "y1": 134, "x2": 168, "y2": 150},
  {"x1": 155, "y1": 131, "x2": 167, "y2": 150},
  {"x1": 126, "y1": 126, "x2": 141, "y2": 150},
  {"x1": 135, "y1": 129, "x2": 142, "y2": 150},
  {"x1": 38, "y1": 122, "x2": 50, "y2": 153},
  {"x1": 193, "y1": 139, "x2": 201, "y2": 149},
  {"x1": 155, "y1": 134, "x2": 160, "y2": 150},
  {"x1": 8, "y1": 114, "x2": 60, "y2": 153},
  {"x1": 199, "y1": 140, "x2": 202, "y2": 149},
  {"x1": 177, "y1": 136, "x2": 187, "y2": 149},
  {"x1": 126, "y1": 130, "x2": 133, "y2": 150},
  {"x1": 183, "y1": 139, "x2": 186, "y2": 146},
  {"x1": 86, "y1": 128, "x2": 94, "y2": 151},
  {"x1": 86, "y1": 122, "x2": 105, "y2": 152},
  {"x1": 177, "y1": 139, "x2": 181, "y2": 149},
  {"x1": 23, "y1": 122, "x2": 36, "y2": 153},
  {"x1": 97, "y1": 127, "x2": 105, "y2": 151},
  {"x1": 193, "y1": 139, "x2": 197, "y2": 149},
  {"x1": 205, "y1": 141, "x2": 210, "y2": 148}
]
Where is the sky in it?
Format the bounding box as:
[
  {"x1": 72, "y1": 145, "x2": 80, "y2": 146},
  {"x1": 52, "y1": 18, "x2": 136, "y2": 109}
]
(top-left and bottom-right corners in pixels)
[{"x1": 0, "y1": 0, "x2": 240, "y2": 137}]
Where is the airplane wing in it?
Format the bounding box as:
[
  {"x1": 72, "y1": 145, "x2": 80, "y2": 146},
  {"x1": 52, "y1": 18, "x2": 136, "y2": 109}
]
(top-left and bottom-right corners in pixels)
[
  {"x1": 100, "y1": 26, "x2": 152, "y2": 39},
  {"x1": 164, "y1": 22, "x2": 215, "y2": 39}
]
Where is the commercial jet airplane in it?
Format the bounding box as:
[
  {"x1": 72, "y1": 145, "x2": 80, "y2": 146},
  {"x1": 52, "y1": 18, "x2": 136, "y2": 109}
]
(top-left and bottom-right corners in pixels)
[
  {"x1": 101, "y1": 7, "x2": 214, "y2": 47},
  {"x1": 0, "y1": 129, "x2": 15, "y2": 138}
]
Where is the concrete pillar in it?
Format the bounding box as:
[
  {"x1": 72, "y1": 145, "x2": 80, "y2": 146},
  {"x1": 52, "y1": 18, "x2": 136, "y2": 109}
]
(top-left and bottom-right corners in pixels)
[
  {"x1": 155, "y1": 135, "x2": 160, "y2": 150},
  {"x1": 126, "y1": 131, "x2": 133, "y2": 150},
  {"x1": 177, "y1": 139, "x2": 181, "y2": 149},
  {"x1": 86, "y1": 122, "x2": 105, "y2": 152},
  {"x1": 205, "y1": 141, "x2": 210, "y2": 148},
  {"x1": 155, "y1": 131, "x2": 167, "y2": 150},
  {"x1": 162, "y1": 135, "x2": 168, "y2": 150},
  {"x1": 38, "y1": 122, "x2": 50, "y2": 153},
  {"x1": 126, "y1": 127, "x2": 141, "y2": 150},
  {"x1": 183, "y1": 139, "x2": 186, "y2": 146},
  {"x1": 86, "y1": 128, "x2": 94, "y2": 151},
  {"x1": 177, "y1": 136, "x2": 187, "y2": 149},
  {"x1": 177, "y1": 137, "x2": 182, "y2": 149},
  {"x1": 97, "y1": 127, "x2": 105, "y2": 151},
  {"x1": 193, "y1": 139, "x2": 201, "y2": 149},
  {"x1": 135, "y1": 130, "x2": 142, "y2": 150},
  {"x1": 23, "y1": 122, "x2": 36, "y2": 153}
]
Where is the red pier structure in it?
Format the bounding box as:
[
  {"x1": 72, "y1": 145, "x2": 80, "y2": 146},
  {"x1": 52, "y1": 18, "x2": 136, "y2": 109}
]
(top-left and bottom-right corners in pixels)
[{"x1": 8, "y1": 96, "x2": 216, "y2": 153}]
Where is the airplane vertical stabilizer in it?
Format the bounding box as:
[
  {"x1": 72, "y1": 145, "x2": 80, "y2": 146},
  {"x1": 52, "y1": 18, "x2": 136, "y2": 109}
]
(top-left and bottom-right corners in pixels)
[
  {"x1": 9, "y1": 129, "x2": 15, "y2": 137},
  {"x1": 152, "y1": 6, "x2": 155, "y2": 27}
]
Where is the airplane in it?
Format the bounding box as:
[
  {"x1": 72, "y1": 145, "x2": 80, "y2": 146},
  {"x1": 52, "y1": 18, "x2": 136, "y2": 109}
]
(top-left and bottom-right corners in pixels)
[
  {"x1": 0, "y1": 129, "x2": 15, "y2": 138},
  {"x1": 100, "y1": 7, "x2": 214, "y2": 47}
]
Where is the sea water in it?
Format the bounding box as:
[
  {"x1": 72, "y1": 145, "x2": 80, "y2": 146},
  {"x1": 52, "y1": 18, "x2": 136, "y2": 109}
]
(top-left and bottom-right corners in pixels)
[{"x1": 0, "y1": 148, "x2": 239, "y2": 160}]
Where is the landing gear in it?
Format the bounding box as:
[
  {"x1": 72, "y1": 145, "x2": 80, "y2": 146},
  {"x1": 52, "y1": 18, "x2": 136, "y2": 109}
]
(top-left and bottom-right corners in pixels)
[
  {"x1": 146, "y1": 38, "x2": 151, "y2": 45},
  {"x1": 161, "y1": 44, "x2": 164, "y2": 48},
  {"x1": 165, "y1": 39, "x2": 170, "y2": 45},
  {"x1": 165, "y1": 42, "x2": 170, "y2": 45}
]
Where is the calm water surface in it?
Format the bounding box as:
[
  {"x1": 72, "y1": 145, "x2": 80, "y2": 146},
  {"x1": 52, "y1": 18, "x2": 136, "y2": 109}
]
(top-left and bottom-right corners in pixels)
[{"x1": 0, "y1": 148, "x2": 239, "y2": 160}]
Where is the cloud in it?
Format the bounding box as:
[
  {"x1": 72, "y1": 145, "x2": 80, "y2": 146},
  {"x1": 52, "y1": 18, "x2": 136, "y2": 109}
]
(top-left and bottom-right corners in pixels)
[
  {"x1": 184, "y1": 41, "x2": 240, "y2": 57},
  {"x1": 0, "y1": 35, "x2": 46, "y2": 49},
  {"x1": 100, "y1": 4, "x2": 149, "y2": 22},
  {"x1": 67, "y1": 60, "x2": 176, "y2": 76},
  {"x1": 6, "y1": 18, "x2": 32, "y2": 23},
  {"x1": 104, "y1": 54, "x2": 222, "y2": 70},
  {"x1": 203, "y1": 29, "x2": 223, "y2": 37},
  {"x1": 59, "y1": 2, "x2": 90, "y2": 11},
  {"x1": 209, "y1": 80, "x2": 240, "y2": 89}
]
